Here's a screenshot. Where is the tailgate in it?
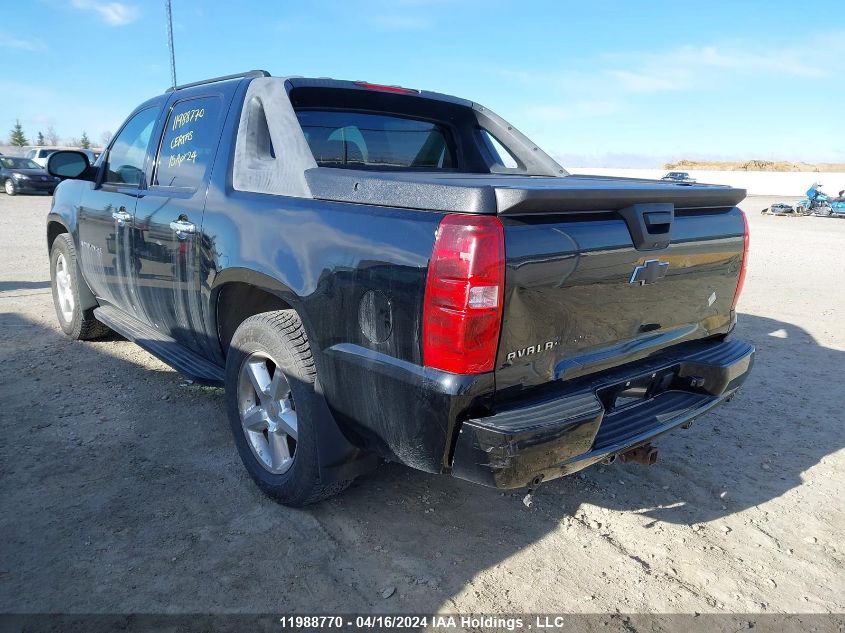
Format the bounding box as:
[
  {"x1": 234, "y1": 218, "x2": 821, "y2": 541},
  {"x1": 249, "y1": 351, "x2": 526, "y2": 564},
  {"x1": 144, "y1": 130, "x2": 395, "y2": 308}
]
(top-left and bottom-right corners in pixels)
[{"x1": 495, "y1": 204, "x2": 746, "y2": 399}]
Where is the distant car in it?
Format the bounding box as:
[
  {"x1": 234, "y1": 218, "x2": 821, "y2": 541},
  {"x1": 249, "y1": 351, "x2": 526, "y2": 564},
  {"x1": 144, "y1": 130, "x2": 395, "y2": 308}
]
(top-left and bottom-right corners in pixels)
[
  {"x1": 26, "y1": 148, "x2": 57, "y2": 167},
  {"x1": 1, "y1": 156, "x2": 60, "y2": 195},
  {"x1": 26, "y1": 147, "x2": 97, "y2": 168},
  {"x1": 661, "y1": 171, "x2": 697, "y2": 183}
]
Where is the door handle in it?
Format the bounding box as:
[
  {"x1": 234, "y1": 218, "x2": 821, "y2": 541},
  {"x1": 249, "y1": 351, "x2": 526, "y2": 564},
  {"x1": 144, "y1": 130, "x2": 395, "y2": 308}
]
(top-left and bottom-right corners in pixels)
[{"x1": 169, "y1": 219, "x2": 196, "y2": 234}]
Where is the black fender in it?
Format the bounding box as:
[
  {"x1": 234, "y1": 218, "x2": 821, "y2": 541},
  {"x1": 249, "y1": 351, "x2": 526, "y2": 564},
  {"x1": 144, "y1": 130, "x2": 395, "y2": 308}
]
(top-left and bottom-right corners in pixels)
[
  {"x1": 210, "y1": 267, "x2": 378, "y2": 483},
  {"x1": 47, "y1": 207, "x2": 98, "y2": 311},
  {"x1": 210, "y1": 267, "x2": 301, "y2": 316}
]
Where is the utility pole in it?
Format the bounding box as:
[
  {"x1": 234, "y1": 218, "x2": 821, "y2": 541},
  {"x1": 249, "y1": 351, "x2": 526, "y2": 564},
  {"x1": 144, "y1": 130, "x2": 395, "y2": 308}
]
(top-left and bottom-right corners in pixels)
[{"x1": 165, "y1": 0, "x2": 177, "y2": 88}]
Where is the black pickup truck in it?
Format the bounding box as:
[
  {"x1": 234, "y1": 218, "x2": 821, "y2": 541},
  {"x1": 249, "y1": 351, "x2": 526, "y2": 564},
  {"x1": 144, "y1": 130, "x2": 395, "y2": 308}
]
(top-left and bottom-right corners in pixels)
[{"x1": 45, "y1": 71, "x2": 753, "y2": 505}]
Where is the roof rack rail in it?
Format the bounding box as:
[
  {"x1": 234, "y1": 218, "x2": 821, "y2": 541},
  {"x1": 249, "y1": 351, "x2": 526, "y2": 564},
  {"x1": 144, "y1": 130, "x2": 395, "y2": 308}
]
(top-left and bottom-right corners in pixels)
[{"x1": 166, "y1": 70, "x2": 271, "y2": 92}]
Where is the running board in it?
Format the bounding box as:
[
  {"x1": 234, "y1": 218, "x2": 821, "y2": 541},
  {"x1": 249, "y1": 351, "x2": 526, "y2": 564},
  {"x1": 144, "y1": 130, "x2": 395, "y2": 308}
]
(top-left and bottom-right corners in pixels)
[{"x1": 94, "y1": 305, "x2": 225, "y2": 386}]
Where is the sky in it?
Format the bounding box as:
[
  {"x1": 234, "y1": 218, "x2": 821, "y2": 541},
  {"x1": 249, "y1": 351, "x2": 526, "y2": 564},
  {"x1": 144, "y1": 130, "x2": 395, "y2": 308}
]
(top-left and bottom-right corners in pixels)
[{"x1": 1, "y1": 0, "x2": 843, "y2": 167}]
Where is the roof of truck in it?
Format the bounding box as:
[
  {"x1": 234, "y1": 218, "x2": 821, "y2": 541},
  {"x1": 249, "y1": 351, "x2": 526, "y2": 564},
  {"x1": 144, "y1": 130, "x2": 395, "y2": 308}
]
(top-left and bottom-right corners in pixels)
[{"x1": 164, "y1": 70, "x2": 473, "y2": 106}]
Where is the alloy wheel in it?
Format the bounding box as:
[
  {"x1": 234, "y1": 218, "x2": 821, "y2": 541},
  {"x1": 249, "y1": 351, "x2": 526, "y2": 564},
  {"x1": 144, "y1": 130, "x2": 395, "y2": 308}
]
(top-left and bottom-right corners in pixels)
[
  {"x1": 237, "y1": 352, "x2": 298, "y2": 474},
  {"x1": 54, "y1": 253, "x2": 75, "y2": 322}
]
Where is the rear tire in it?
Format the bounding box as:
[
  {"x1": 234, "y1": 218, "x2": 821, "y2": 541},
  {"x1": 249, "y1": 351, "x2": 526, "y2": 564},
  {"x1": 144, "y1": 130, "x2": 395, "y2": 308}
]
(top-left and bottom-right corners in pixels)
[
  {"x1": 225, "y1": 310, "x2": 351, "y2": 506},
  {"x1": 49, "y1": 234, "x2": 111, "y2": 340}
]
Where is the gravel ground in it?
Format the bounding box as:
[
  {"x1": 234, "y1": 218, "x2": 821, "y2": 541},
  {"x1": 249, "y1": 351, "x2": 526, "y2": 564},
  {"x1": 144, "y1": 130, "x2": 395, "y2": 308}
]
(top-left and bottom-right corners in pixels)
[{"x1": 0, "y1": 193, "x2": 843, "y2": 616}]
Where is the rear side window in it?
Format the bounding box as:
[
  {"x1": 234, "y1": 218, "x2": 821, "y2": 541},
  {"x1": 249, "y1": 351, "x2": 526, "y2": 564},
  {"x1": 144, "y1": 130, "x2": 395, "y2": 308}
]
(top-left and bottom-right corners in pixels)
[
  {"x1": 154, "y1": 96, "x2": 222, "y2": 189},
  {"x1": 296, "y1": 110, "x2": 455, "y2": 170},
  {"x1": 479, "y1": 129, "x2": 519, "y2": 169}
]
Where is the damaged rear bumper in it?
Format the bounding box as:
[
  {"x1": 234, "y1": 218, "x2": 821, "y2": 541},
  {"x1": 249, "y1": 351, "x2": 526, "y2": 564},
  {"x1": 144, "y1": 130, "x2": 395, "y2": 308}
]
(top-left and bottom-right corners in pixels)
[{"x1": 451, "y1": 338, "x2": 754, "y2": 489}]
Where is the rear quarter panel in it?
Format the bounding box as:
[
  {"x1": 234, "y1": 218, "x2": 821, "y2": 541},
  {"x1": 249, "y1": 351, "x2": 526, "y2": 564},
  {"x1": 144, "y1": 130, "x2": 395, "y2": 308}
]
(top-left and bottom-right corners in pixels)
[{"x1": 200, "y1": 181, "x2": 453, "y2": 466}]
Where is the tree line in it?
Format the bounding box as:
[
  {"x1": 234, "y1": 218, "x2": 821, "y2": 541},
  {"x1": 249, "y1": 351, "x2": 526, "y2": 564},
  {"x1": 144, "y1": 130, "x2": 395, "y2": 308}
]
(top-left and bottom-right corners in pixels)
[{"x1": 7, "y1": 120, "x2": 112, "y2": 149}]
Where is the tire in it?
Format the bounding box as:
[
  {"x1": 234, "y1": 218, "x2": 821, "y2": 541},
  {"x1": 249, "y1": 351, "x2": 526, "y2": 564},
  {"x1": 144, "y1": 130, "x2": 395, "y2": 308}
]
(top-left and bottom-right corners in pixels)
[
  {"x1": 49, "y1": 234, "x2": 111, "y2": 340},
  {"x1": 4, "y1": 178, "x2": 17, "y2": 196},
  {"x1": 225, "y1": 310, "x2": 351, "y2": 506}
]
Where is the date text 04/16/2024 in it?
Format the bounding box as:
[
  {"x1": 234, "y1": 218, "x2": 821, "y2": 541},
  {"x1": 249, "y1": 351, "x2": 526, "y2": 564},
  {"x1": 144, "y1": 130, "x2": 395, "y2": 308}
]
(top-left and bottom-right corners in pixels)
[{"x1": 277, "y1": 615, "x2": 583, "y2": 630}]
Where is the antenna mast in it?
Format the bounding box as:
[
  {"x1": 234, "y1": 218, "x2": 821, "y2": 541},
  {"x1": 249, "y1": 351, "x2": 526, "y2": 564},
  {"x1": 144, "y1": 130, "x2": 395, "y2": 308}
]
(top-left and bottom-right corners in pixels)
[{"x1": 165, "y1": 0, "x2": 177, "y2": 88}]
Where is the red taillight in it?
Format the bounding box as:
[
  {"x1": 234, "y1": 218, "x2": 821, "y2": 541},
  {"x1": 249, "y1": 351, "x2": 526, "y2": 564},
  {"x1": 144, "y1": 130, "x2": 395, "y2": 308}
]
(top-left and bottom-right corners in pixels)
[
  {"x1": 731, "y1": 209, "x2": 749, "y2": 311},
  {"x1": 354, "y1": 81, "x2": 419, "y2": 95},
  {"x1": 423, "y1": 214, "x2": 505, "y2": 374}
]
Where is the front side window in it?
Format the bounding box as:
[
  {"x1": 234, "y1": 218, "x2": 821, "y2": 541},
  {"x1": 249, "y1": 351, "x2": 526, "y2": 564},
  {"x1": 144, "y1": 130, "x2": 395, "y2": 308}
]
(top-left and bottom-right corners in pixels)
[
  {"x1": 296, "y1": 110, "x2": 455, "y2": 170},
  {"x1": 153, "y1": 96, "x2": 222, "y2": 189},
  {"x1": 105, "y1": 107, "x2": 159, "y2": 186}
]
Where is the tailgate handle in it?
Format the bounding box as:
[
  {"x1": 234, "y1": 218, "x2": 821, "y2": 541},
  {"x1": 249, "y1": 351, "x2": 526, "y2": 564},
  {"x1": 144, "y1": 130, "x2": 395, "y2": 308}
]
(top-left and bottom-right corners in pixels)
[
  {"x1": 644, "y1": 211, "x2": 672, "y2": 229},
  {"x1": 619, "y1": 203, "x2": 674, "y2": 251}
]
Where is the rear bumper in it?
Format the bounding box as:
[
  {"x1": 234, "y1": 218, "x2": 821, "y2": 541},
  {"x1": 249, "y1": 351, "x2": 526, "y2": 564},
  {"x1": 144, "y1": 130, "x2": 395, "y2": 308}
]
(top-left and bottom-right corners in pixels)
[
  {"x1": 322, "y1": 343, "x2": 494, "y2": 474},
  {"x1": 451, "y1": 338, "x2": 754, "y2": 489}
]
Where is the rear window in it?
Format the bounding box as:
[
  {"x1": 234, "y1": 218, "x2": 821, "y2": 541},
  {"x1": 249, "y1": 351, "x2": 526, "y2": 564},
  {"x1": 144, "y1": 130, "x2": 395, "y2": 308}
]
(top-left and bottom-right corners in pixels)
[{"x1": 296, "y1": 110, "x2": 455, "y2": 170}]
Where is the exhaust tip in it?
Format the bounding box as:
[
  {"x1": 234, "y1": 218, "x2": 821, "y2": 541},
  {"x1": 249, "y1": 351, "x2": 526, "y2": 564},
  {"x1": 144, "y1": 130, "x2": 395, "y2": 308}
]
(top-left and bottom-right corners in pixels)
[{"x1": 620, "y1": 444, "x2": 658, "y2": 466}]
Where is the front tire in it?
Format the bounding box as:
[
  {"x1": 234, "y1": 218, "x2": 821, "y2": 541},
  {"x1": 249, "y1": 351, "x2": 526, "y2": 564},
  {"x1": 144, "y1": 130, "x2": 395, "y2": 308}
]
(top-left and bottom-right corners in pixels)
[
  {"x1": 4, "y1": 179, "x2": 17, "y2": 196},
  {"x1": 49, "y1": 234, "x2": 110, "y2": 340},
  {"x1": 225, "y1": 310, "x2": 351, "y2": 506}
]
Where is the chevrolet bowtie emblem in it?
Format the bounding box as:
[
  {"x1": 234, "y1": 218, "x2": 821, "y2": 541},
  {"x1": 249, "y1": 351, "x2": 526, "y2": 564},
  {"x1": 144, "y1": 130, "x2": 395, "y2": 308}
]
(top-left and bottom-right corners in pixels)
[{"x1": 630, "y1": 259, "x2": 669, "y2": 285}]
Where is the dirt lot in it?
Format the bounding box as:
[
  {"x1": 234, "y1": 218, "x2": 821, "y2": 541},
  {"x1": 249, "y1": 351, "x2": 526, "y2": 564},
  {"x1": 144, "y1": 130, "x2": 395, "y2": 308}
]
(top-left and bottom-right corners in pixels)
[{"x1": 0, "y1": 193, "x2": 843, "y2": 616}]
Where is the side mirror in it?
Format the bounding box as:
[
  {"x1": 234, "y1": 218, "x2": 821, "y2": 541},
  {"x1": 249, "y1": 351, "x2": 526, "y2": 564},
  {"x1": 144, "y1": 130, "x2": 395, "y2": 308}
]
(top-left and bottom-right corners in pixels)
[{"x1": 47, "y1": 150, "x2": 95, "y2": 181}]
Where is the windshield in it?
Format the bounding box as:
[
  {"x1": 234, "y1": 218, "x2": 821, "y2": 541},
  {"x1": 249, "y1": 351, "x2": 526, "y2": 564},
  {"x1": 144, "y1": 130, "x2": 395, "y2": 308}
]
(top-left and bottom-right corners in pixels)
[{"x1": 0, "y1": 157, "x2": 41, "y2": 170}]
